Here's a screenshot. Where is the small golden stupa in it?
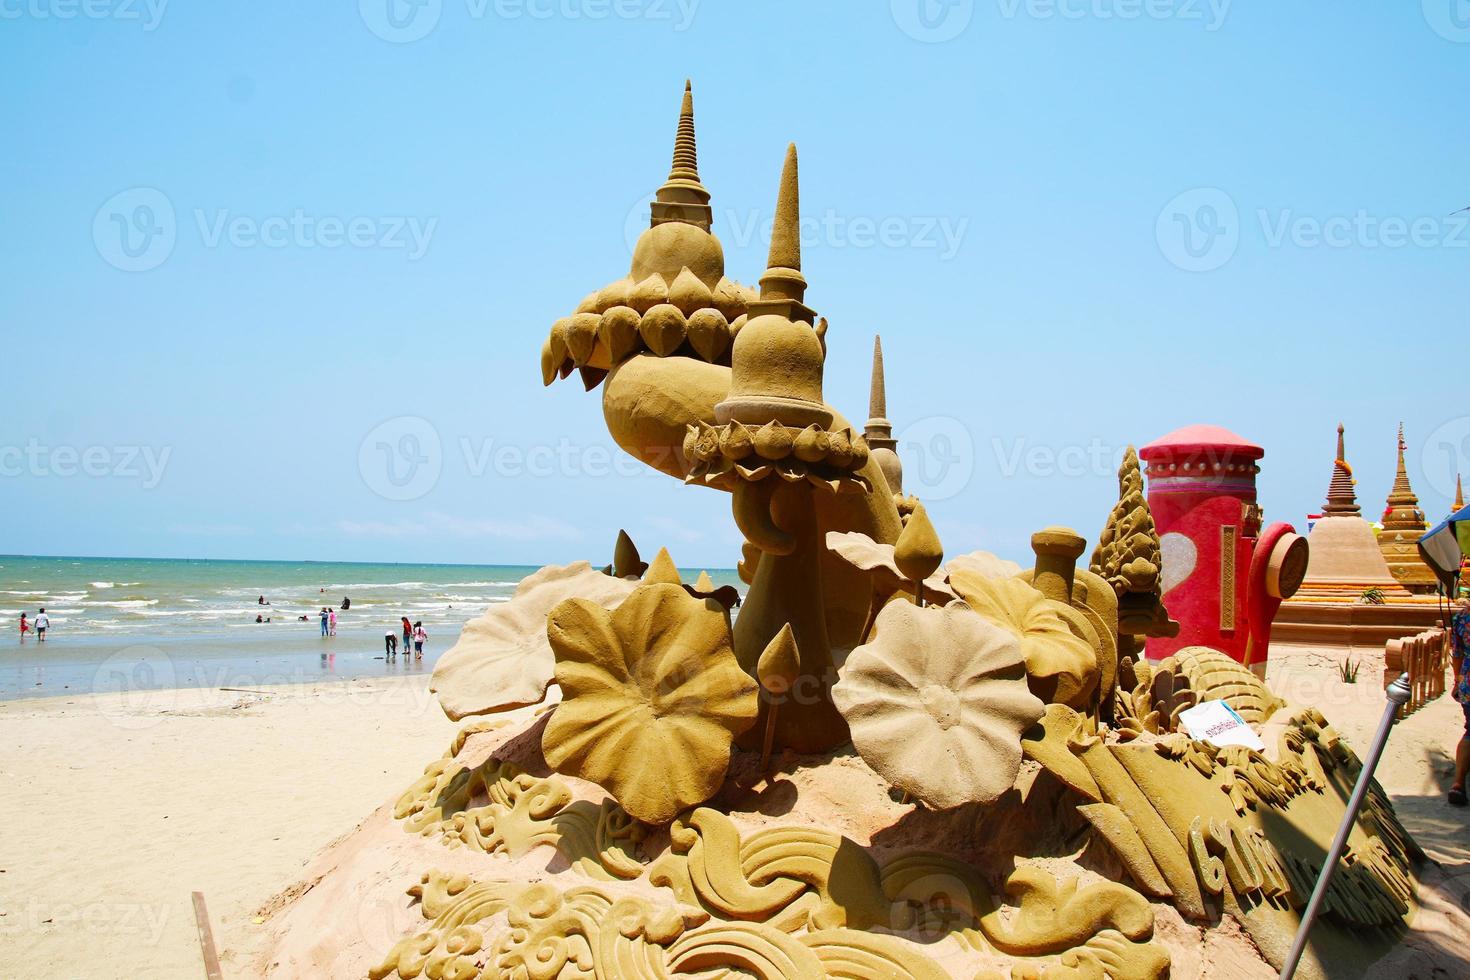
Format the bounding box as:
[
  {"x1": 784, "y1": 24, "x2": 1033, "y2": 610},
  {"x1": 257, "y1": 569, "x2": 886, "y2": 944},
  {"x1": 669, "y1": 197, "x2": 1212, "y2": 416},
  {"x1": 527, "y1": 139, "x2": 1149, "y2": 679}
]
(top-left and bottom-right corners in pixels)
[
  {"x1": 1377, "y1": 424, "x2": 1436, "y2": 594},
  {"x1": 1275, "y1": 423, "x2": 1442, "y2": 645}
]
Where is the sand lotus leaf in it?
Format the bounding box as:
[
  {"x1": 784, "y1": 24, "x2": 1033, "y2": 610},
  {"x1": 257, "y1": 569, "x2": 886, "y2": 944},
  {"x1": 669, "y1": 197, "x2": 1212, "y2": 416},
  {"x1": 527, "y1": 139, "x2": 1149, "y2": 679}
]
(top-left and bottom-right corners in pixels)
[
  {"x1": 825, "y1": 531, "x2": 957, "y2": 604},
  {"x1": 949, "y1": 570, "x2": 1099, "y2": 708},
  {"x1": 542, "y1": 583, "x2": 759, "y2": 824},
  {"x1": 832, "y1": 601, "x2": 1044, "y2": 809},
  {"x1": 430, "y1": 561, "x2": 637, "y2": 721},
  {"x1": 944, "y1": 549, "x2": 1022, "y2": 581}
]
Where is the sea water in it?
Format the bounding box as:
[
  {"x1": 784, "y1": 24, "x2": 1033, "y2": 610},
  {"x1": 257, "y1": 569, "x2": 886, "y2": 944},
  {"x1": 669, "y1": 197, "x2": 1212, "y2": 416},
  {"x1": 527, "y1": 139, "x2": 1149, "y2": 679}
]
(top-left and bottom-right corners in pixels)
[{"x1": 0, "y1": 555, "x2": 742, "y2": 700}]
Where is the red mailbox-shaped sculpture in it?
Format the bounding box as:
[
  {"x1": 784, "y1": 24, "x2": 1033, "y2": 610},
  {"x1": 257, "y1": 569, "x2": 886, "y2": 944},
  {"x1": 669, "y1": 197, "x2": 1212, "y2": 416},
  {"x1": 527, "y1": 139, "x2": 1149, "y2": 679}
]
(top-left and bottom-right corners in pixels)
[{"x1": 1139, "y1": 425, "x2": 1308, "y2": 675}]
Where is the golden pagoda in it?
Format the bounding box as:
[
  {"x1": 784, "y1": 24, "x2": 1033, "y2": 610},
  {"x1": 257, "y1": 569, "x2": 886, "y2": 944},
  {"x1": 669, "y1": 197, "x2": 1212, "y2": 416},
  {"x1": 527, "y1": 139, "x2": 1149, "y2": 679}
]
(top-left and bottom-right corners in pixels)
[
  {"x1": 1296, "y1": 424, "x2": 1405, "y2": 597},
  {"x1": 1377, "y1": 423, "x2": 1436, "y2": 593},
  {"x1": 1275, "y1": 423, "x2": 1442, "y2": 645}
]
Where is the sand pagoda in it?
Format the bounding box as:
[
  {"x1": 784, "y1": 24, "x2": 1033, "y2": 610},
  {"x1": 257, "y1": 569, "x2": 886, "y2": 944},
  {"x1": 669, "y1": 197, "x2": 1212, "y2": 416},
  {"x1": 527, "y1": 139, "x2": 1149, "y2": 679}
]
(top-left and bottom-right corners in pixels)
[
  {"x1": 1377, "y1": 424, "x2": 1436, "y2": 594},
  {"x1": 1274, "y1": 425, "x2": 1440, "y2": 645},
  {"x1": 259, "y1": 84, "x2": 1454, "y2": 980},
  {"x1": 863, "y1": 335, "x2": 903, "y2": 498}
]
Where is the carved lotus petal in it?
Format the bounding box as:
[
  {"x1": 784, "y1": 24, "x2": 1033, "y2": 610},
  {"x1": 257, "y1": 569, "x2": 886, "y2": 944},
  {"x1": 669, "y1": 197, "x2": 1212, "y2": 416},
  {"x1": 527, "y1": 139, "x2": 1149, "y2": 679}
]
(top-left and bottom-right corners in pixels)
[
  {"x1": 566, "y1": 312, "x2": 600, "y2": 365},
  {"x1": 826, "y1": 530, "x2": 906, "y2": 595},
  {"x1": 712, "y1": 276, "x2": 747, "y2": 320},
  {"x1": 753, "y1": 421, "x2": 793, "y2": 460},
  {"x1": 685, "y1": 308, "x2": 730, "y2": 363},
  {"x1": 595, "y1": 277, "x2": 634, "y2": 312},
  {"x1": 949, "y1": 570, "x2": 1099, "y2": 708},
  {"x1": 598, "y1": 306, "x2": 643, "y2": 364},
  {"x1": 668, "y1": 266, "x2": 714, "y2": 315},
  {"x1": 430, "y1": 561, "x2": 637, "y2": 721},
  {"x1": 542, "y1": 583, "x2": 759, "y2": 825},
  {"x1": 825, "y1": 530, "x2": 956, "y2": 602},
  {"x1": 832, "y1": 601, "x2": 1044, "y2": 809},
  {"x1": 630, "y1": 273, "x2": 668, "y2": 314}
]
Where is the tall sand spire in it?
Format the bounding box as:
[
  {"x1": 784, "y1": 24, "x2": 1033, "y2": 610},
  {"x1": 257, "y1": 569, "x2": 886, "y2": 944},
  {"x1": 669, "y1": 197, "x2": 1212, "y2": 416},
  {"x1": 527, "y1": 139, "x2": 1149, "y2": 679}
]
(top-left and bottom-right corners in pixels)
[
  {"x1": 766, "y1": 143, "x2": 802, "y2": 281},
  {"x1": 869, "y1": 334, "x2": 887, "y2": 423},
  {"x1": 747, "y1": 142, "x2": 814, "y2": 324},
  {"x1": 650, "y1": 79, "x2": 712, "y2": 230},
  {"x1": 1323, "y1": 423, "x2": 1360, "y2": 516}
]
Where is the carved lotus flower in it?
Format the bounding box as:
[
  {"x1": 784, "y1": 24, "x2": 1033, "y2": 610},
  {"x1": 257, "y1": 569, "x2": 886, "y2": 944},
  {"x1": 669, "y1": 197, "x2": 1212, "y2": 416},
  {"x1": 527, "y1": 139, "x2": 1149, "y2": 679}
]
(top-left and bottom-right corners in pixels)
[
  {"x1": 949, "y1": 570, "x2": 1099, "y2": 709},
  {"x1": 430, "y1": 562, "x2": 636, "y2": 721},
  {"x1": 832, "y1": 601, "x2": 1044, "y2": 810},
  {"x1": 542, "y1": 583, "x2": 759, "y2": 825}
]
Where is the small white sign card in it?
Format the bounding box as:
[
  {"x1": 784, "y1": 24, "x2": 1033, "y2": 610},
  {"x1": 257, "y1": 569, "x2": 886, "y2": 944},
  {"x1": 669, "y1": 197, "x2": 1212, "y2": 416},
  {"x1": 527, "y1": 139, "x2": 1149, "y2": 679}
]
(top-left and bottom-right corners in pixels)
[{"x1": 1177, "y1": 699, "x2": 1266, "y2": 752}]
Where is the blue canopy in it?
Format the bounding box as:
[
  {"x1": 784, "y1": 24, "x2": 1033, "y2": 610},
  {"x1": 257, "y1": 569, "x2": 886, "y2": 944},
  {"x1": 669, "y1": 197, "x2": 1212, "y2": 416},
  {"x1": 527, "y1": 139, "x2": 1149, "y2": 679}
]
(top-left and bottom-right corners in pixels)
[{"x1": 1419, "y1": 503, "x2": 1470, "y2": 588}]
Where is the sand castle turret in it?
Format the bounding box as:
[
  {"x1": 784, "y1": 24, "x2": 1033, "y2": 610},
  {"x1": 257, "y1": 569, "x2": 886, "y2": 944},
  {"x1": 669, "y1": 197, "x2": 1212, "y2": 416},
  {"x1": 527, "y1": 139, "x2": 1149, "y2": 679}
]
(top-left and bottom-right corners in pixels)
[
  {"x1": 863, "y1": 335, "x2": 903, "y2": 496},
  {"x1": 1378, "y1": 424, "x2": 1436, "y2": 594}
]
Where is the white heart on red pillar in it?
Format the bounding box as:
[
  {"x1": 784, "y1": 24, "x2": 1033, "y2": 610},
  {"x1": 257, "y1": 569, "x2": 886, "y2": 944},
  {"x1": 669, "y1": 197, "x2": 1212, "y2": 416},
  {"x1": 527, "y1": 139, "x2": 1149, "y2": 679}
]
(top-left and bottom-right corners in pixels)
[{"x1": 1159, "y1": 532, "x2": 1198, "y2": 597}]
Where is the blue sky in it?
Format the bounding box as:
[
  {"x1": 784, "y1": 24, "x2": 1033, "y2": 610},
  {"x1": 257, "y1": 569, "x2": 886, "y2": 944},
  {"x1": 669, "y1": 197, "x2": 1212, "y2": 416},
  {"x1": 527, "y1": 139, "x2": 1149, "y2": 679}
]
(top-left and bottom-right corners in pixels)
[{"x1": 2, "y1": 1, "x2": 1466, "y2": 568}]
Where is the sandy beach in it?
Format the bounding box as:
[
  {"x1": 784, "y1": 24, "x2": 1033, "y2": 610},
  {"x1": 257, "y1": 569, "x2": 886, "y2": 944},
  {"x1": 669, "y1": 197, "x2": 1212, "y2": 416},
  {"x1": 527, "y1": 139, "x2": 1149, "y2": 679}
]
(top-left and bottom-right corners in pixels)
[
  {"x1": 0, "y1": 676, "x2": 457, "y2": 978},
  {"x1": 3, "y1": 642, "x2": 1468, "y2": 979}
]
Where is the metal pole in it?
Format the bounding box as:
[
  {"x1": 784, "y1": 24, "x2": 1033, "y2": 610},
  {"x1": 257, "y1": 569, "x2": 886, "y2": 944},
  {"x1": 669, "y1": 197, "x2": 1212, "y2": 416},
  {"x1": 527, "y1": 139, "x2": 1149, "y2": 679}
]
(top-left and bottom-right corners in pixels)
[{"x1": 1278, "y1": 673, "x2": 1412, "y2": 979}]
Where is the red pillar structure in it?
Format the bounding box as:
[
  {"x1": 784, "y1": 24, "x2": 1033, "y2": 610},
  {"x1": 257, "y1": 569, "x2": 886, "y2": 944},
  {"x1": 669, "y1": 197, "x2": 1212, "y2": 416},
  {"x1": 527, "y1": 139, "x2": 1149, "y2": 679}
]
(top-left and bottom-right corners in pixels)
[{"x1": 1139, "y1": 425, "x2": 1307, "y2": 675}]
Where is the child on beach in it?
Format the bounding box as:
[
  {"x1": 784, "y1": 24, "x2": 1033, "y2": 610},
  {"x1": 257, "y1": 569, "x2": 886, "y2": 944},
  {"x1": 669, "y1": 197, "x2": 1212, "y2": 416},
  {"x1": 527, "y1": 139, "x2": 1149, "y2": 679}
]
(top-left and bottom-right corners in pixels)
[
  {"x1": 412, "y1": 621, "x2": 427, "y2": 659},
  {"x1": 19, "y1": 612, "x2": 28, "y2": 641},
  {"x1": 328, "y1": 609, "x2": 337, "y2": 636},
  {"x1": 35, "y1": 608, "x2": 48, "y2": 642},
  {"x1": 384, "y1": 631, "x2": 398, "y2": 659}
]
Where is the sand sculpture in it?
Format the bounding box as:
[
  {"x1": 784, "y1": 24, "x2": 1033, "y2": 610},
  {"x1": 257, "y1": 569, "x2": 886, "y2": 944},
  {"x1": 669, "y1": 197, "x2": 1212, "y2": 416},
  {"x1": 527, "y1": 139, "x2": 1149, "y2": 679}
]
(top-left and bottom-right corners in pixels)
[
  {"x1": 263, "y1": 84, "x2": 1441, "y2": 980},
  {"x1": 1136, "y1": 425, "x2": 1305, "y2": 675},
  {"x1": 1275, "y1": 425, "x2": 1441, "y2": 646},
  {"x1": 1377, "y1": 424, "x2": 1437, "y2": 594}
]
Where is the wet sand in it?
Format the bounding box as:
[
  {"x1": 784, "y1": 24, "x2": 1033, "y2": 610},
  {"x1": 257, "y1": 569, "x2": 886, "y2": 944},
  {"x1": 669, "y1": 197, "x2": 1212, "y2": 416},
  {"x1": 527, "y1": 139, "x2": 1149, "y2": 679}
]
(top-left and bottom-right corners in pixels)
[{"x1": 0, "y1": 628, "x2": 442, "y2": 701}]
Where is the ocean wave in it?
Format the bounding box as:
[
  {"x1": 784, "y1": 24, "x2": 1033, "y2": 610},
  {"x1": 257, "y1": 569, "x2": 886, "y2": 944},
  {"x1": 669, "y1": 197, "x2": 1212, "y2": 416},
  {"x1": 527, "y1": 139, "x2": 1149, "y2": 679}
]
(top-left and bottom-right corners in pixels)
[
  {"x1": 327, "y1": 581, "x2": 431, "y2": 590},
  {"x1": 1, "y1": 589, "x2": 87, "y2": 597},
  {"x1": 80, "y1": 599, "x2": 159, "y2": 609},
  {"x1": 439, "y1": 581, "x2": 524, "y2": 588},
  {"x1": 90, "y1": 581, "x2": 115, "y2": 589}
]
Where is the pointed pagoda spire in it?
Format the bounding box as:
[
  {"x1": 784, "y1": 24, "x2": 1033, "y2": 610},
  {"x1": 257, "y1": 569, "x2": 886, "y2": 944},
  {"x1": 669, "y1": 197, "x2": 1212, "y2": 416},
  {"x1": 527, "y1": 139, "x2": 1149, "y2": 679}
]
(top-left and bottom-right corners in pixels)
[
  {"x1": 1381, "y1": 422, "x2": 1425, "y2": 532},
  {"x1": 650, "y1": 79, "x2": 712, "y2": 231},
  {"x1": 1456, "y1": 474, "x2": 1465, "y2": 514},
  {"x1": 869, "y1": 334, "x2": 887, "y2": 422},
  {"x1": 1386, "y1": 423, "x2": 1417, "y2": 506},
  {"x1": 1322, "y1": 422, "x2": 1361, "y2": 517},
  {"x1": 864, "y1": 334, "x2": 896, "y2": 452},
  {"x1": 767, "y1": 143, "x2": 802, "y2": 277},
  {"x1": 669, "y1": 79, "x2": 699, "y2": 183},
  {"x1": 747, "y1": 142, "x2": 815, "y2": 324}
]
